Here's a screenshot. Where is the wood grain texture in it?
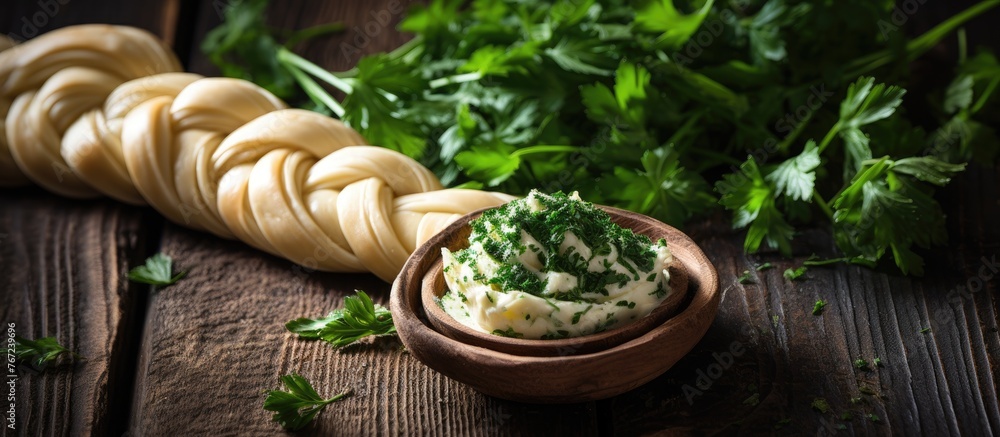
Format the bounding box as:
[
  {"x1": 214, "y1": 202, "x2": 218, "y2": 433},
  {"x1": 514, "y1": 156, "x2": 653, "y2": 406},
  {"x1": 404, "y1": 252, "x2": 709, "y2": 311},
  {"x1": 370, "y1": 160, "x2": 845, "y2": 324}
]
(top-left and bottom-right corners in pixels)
[
  {"x1": 605, "y1": 165, "x2": 1000, "y2": 436},
  {"x1": 1, "y1": 2, "x2": 178, "y2": 436},
  {"x1": 128, "y1": 224, "x2": 600, "y2": 435},
  {"x1": 0, "y1": 189, "x2": 152, "y2": 436}
]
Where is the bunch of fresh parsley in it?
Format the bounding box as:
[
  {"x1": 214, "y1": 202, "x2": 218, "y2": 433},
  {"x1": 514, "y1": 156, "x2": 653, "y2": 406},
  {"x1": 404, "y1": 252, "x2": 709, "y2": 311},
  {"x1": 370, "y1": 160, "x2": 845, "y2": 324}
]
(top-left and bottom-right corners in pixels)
[{"x1": 204, "y1": 0, "x2": 1000, "y2": 274}]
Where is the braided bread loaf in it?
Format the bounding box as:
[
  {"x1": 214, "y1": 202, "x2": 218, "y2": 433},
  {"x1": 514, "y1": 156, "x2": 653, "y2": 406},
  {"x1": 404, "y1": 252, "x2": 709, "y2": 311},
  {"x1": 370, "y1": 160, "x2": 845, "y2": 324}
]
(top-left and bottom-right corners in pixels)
[{"x1": 0, "y1": 25, "x2": 514, "y2": 281}]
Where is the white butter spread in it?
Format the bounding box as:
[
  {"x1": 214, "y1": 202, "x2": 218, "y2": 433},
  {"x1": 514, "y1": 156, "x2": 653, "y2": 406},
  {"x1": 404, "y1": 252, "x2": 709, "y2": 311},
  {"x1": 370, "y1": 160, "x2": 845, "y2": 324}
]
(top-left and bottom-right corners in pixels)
[{"x1": 439, "y1": 190, "x2": 673, "y2": 339}]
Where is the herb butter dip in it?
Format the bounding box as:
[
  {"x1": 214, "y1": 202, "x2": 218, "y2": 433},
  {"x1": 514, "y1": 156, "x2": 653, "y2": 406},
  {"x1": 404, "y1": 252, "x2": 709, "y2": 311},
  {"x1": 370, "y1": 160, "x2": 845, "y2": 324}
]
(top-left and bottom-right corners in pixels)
[{"x1": 439, "y1": 190, "x2": 674, "y2": 339}]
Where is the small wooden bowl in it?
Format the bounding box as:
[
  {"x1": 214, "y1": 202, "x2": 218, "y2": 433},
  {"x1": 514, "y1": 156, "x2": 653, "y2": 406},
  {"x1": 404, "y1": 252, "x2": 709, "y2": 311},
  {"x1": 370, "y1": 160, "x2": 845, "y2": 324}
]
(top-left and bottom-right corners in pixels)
[
  {"x1": 390, "y1": 206, "x2": 720, "y2": 403},
  {"x1": 419, "y1": 210, "x2": 690, "y2": 357}
]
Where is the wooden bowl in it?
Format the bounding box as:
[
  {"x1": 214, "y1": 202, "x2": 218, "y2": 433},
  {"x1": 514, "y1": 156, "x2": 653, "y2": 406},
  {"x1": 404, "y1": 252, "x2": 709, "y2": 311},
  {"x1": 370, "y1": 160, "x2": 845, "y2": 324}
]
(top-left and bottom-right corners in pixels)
[
  {"x1": 419, "y1": 210, "x2": 690, "y2": 357},
  {"x1": 390, "y1": 205, "x2": 720, "y2": 403}
]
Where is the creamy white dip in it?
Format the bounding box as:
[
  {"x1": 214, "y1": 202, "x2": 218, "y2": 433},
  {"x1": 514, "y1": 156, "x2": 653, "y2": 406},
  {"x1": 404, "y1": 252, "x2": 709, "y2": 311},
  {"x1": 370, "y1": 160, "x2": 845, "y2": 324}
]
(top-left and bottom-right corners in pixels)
[{"x1": 439, "y1": 190, "x2": 673, "y2": 339}]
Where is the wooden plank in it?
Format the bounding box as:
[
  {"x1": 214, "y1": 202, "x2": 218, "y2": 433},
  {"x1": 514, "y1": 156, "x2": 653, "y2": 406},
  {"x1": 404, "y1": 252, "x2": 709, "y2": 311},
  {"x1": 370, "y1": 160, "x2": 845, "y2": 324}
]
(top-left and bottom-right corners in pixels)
[
  {"x1": 0, "y1": 189, "x2": 154, "y2": 436},
  {"x1": 1, "y1": 2, "x2": 178, "y2": 435},
  {"x1": 0, "y1": 0, "x2": 181, "y2": 46},
  {"x1": 605, "y1": 165, "x2": 1000, "y2": 435},
  {"x1": 128, "y1": 1, "x2": 599, "y2": 434}
]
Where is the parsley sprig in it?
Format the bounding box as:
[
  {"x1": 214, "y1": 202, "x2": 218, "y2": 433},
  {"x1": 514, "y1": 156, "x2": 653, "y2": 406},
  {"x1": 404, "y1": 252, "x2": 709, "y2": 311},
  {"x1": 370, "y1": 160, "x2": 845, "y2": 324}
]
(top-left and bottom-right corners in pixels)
[
  {"x1": 205, "y1": 0, "x2": 1000, "y2": 276},
  {"x1": 263, "y1": 373, "x2": 351, "y2": 431},
  {"x1": 13, "y1": 336, "x2": 83, "y2": 370},
  {"x1": 128, "y1": 253, "x2": 185, "y2": 286},
  {"x1": 286, "y1": 291, "x2": 396, "y2": 348}
]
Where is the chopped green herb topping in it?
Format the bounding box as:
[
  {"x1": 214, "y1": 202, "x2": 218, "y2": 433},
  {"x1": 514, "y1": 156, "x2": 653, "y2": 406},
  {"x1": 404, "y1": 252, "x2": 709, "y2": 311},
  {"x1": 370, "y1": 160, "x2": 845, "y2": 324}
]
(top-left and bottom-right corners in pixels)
[
  {"x1": 572, "y1": 305, "x2": 593, "y2": 324},
  {"x1": 457, "y1": 191, "x2": 661, "y2": 301},
  {"x1": 491, "y1": 327, "x2": 523, "y2": 338}
]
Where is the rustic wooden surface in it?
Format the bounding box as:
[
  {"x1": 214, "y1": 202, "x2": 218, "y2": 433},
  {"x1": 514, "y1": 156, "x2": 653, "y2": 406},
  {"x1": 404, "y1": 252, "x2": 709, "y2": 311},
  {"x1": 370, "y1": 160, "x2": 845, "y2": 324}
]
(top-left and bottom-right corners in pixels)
[{"x1": 1, "y1": 1, "x2": 998, "y2": 436}]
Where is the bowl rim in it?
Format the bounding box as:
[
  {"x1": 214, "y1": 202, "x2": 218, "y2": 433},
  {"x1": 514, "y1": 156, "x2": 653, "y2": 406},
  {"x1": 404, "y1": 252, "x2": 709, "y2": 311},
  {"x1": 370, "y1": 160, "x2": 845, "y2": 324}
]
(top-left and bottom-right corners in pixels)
[{"x1": 390, "y1": 205, "x2": 721, "y2": 403}]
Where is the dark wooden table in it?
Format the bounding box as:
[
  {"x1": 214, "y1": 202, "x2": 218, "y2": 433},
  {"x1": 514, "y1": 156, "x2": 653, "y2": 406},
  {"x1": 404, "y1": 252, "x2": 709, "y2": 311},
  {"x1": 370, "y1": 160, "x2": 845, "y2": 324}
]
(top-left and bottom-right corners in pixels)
[{"x1": 2, "y1": 1, "x2": 998, "y2": 435}]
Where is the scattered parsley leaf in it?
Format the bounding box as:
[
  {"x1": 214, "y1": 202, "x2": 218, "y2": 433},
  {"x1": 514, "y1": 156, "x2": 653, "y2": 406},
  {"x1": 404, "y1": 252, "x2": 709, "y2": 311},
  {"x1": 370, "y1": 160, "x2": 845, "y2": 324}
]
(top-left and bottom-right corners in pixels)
[
  {"x1": 867, "y1": 413, "x2": 880, "y2": 423},
  {"x1": 743, "y1": 392, "x2": 760, "y2": 406},
  {"x1": 920, "y1": 327, "x2": 931, "y2": 334},
  {"x1": 128, "y1": 253, "x2": 185, "y2": 286},
  {"x1": 812, "y1": 300, "x2": 827, "y2": 315},
  {"x1": 756, "y1": 262, "x2": 774, "y2": 271},
  {"x1": 783, "y1": 266, "x2": 807, "y2": 281},
  {"x1": 738, "y1": 270, "x2": 754, "y2": 284},
  {"x1": 13, "y1": 336, "x2": 82, "y2": 370},
  {"x1": 841, "y1": 412, "x2": 854, "y2": 421},
  {"x1": 873, "y1": 357, "x2": 883, "y2": 367},
  {"x1": 286, "y1": 291, "x2": 396, "y2": 348},
  {"x1": 774, "y1": 418, "x2": 792, "y2": 429},
  {"x1": 811, "y1": 398, "x2": 831, "y2": 413},
  {"x1": 854, "y1": 357, "x2": 870, "y2": 370},
  {"x1": 263, "y1": 373, "x2": 351, "y2": 431}
]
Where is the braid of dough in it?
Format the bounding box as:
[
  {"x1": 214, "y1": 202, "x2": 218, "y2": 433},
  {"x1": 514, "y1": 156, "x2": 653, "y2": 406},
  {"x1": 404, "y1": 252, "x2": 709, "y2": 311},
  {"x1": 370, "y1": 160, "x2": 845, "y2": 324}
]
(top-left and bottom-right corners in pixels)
[{"x1": 0, "y1": 25, "x2": 514, "y2": 281}]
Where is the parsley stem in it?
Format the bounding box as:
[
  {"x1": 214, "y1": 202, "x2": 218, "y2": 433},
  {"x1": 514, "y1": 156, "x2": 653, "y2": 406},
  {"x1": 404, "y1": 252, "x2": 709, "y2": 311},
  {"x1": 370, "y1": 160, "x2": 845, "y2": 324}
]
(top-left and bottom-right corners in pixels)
[
  {"x1": 812, "y1": 188, "x2": 834, "y2": 221},
  {"x1": 816, "y1": 121, "x2": 841, "y2": 155},
  {"x1": 510, "y1": 145, "x2": 580, "y2": 157},
  {"x1": 842, "y1": 0, "x2": 1000, "y2": 79},
  {"x1": 958, "y1": 29, "x2": 967, "y2": 65},
  {"x1": 689, "y1": 147, "x2": 742, "y2": 166},
  {"x1": 283, "y1": 60, "x2": 346, "y2": 117},
  {"x1": 970, "y1": 77, "x2": 1000, "y2": 114},
  {"x1": 803, "y1": 257, "x2": 848, "y2": 266},
  {"x1": 429, "y1": 72, "x2": 483, "y2": 88},
  {"x1": 776, "y1": 105, "x2": 816, "y2": 153},
  {"x1": 278, "y1": 48, "x2": 354, "y2": 94},
  {"x1": 282, "y1": 23, "x2": 346, "y2": 48}
]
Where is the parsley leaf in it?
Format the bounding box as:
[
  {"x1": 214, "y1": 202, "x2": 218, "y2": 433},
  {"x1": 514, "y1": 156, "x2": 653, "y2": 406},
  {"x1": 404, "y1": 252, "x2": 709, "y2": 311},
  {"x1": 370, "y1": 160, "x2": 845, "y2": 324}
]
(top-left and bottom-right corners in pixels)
[
  {"x1": 766, "y1": 140, "x2": 821, "y2": 201},
  {"x1": 783, "y1": 266, "x2": 807, "y2": 281},
  {"x1": 13, "y1": 336, "x2": 83, "y2": 370},
  {"x1": 811, "y1": 397, "x2": 831, "y2": 413},
  {"x1": 128, "y1": 253, "x2": 185, "y2": 286},
  {"x1": 263, "y1": 373, "x2": 351, "y2": 431},
  {"x1": 812, "y1": 300, "x2": 827, "y2": 315},
  {"x1": 836, "y1": 77, "x2": 907, "y2": 177},
  {"x1": 286, "y1": 291, "x2": 396, "y2": 348},
  {"x1": 634, "y1": 0, "x2": 715, "y2": 50},
  {"x1": 717, "y1": 157, "x2": 794, "y2": 255},
  {"x1": 607, "y1": 145, "x2": 717, "y2": 226}
]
